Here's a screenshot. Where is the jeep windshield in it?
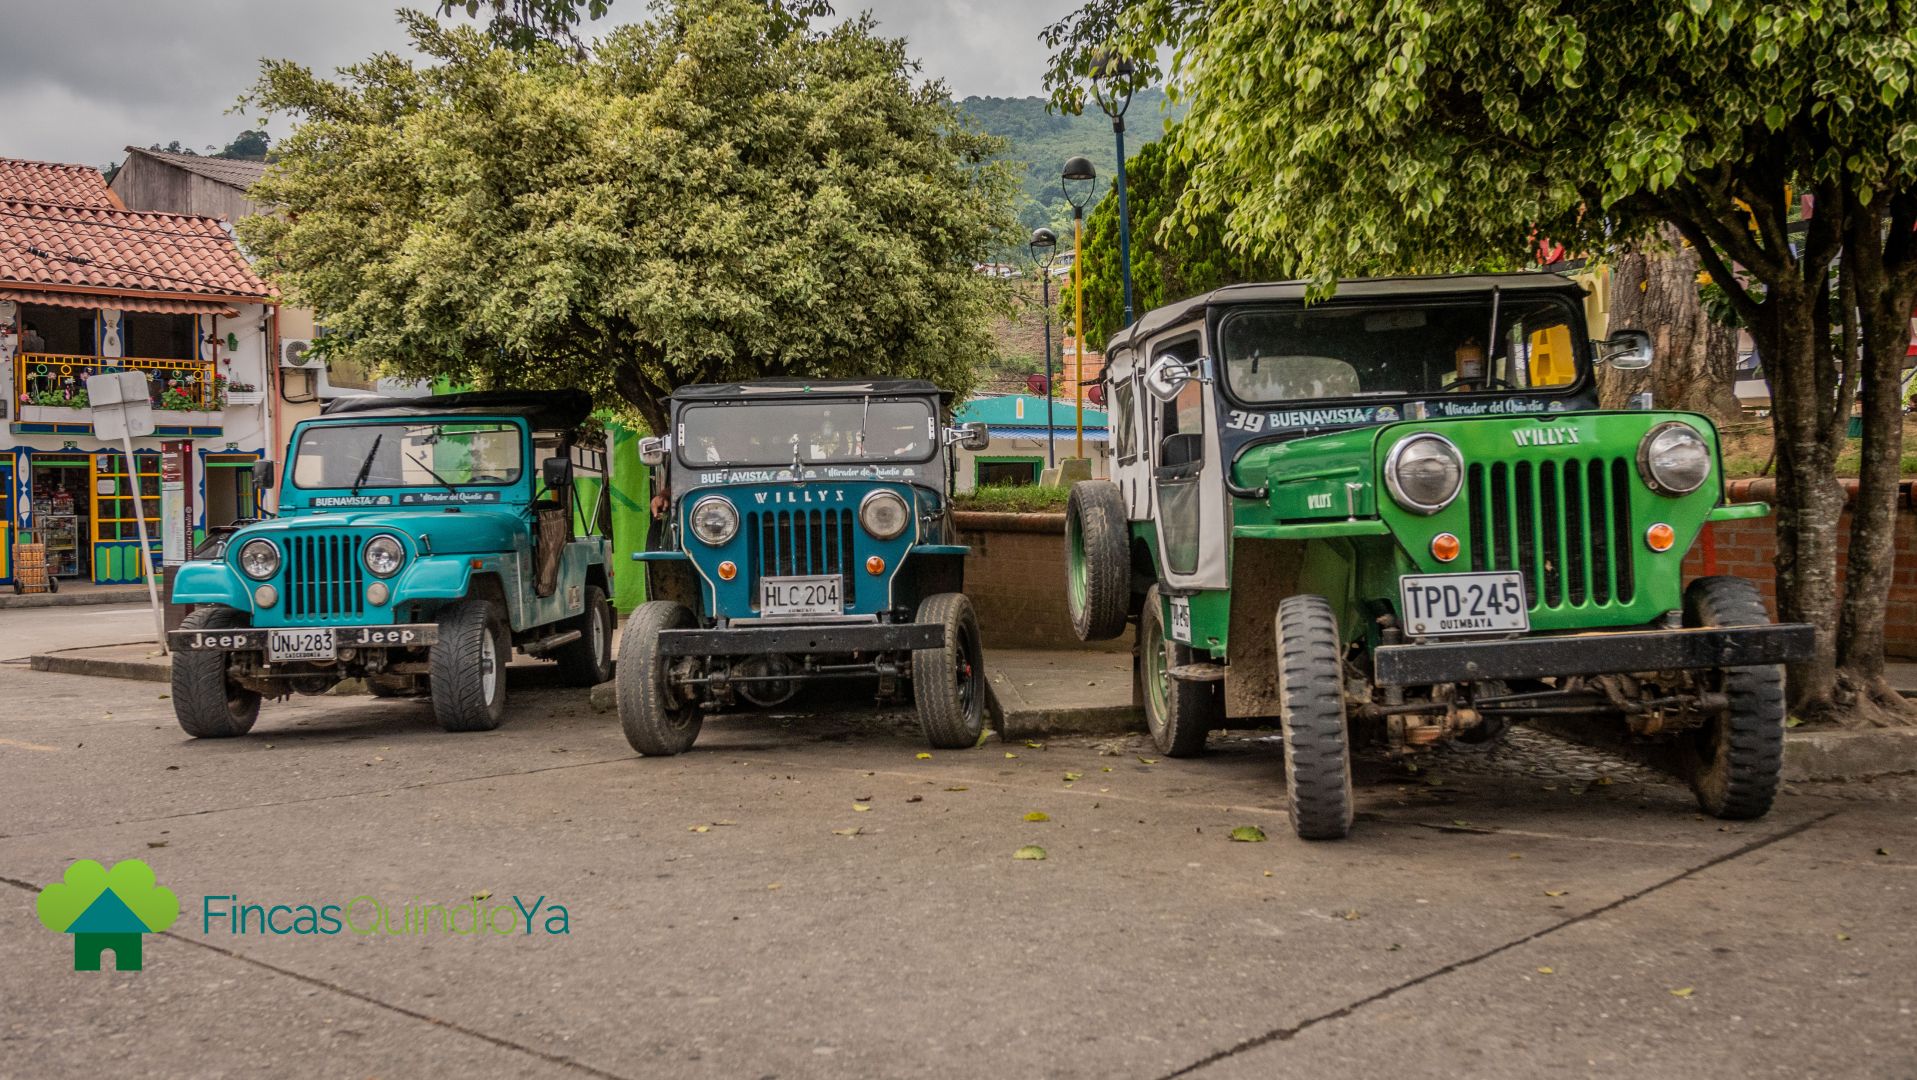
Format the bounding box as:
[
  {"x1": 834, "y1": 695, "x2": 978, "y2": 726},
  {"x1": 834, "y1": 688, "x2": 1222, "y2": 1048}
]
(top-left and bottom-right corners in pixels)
[
  {"x1": 678, "y1": 400, "x2": 935, "y2": 466},
  {"x1": 291, "y1": 421, "x2": 524, "y2": 489},
  {"x1": 1218, "y1": 294, "x2": 1586, "y2": 405}
]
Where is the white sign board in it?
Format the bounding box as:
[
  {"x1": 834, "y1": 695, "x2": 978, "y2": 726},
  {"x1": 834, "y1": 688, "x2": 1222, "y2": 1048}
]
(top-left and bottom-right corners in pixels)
[{"x1": 87, "y1": 371, "x2": 155, "y2": 440}]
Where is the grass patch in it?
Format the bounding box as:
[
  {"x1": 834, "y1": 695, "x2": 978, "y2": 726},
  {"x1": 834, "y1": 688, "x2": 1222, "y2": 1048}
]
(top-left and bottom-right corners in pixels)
[{"x1": 952, "y1": 484, "x2": 1072, "y2": 513}]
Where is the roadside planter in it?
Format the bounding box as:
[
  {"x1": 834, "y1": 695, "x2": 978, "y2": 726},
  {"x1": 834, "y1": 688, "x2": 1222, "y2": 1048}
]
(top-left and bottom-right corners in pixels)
[
  {"x1": 166, "y1": 389, "x2": 615, "y2": 736},
  {"x1": 617, "y1": 378, "x2": 991, "y2": 754},
  {"x1": 1066, "y1": 272, "x2": 1813, "y2": 840}
]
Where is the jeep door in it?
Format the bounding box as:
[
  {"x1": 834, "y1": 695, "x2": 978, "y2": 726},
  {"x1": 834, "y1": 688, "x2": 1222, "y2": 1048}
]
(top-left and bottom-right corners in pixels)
[{"x1": 1148, "y1": 331, "x2": 1228, "y2": 591}]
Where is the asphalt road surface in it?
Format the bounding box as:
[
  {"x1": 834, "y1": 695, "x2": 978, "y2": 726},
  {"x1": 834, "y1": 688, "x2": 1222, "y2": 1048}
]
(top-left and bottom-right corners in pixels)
[{"x1": 1, "y1": 659, "x2": 1912, "y2": 1079}]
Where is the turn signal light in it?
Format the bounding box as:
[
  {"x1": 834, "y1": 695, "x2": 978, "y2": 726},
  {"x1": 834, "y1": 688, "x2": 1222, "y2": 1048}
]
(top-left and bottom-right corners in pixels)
[
  {"x1": 1646, "y1": 522, "x2": 1677, "y2": 552},
  {"x1": 366, "y1": 581, "x2": 390, "y2": 606},
  {"x1": 717, "y1": 560, "x2": 737, "y2": 581},
  {"x1": 866, "y1": 555, "x2": 886, "y2": 575},
  {"x1": 1430, "y1": 532, "x2": 1461, "y2": 563}
]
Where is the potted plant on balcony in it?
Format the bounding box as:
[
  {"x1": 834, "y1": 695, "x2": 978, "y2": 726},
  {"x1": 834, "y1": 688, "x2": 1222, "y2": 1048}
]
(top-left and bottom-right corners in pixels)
[
  {"x1": 17, "y1": 384, "x2": 91, "y2": 424},
  {"x1": 223, "y1": 377, "x2": 263, "y2": 407},
  {"x1": 156, "y1": 376, "x2": 224, "y2": 428}
]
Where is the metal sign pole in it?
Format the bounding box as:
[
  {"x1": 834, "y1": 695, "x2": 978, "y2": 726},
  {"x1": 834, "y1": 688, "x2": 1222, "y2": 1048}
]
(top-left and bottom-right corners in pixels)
[{"x1": 123, "y1": 433, "x2": 166, "y2": 653}]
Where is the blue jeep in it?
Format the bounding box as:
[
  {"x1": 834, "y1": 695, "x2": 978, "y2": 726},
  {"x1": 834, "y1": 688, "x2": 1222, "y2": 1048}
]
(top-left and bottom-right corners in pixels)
[
  {"x1": 617, "y1": 378, "x2": 991, "y2": 754},
  {"x1": 167, "y1": 390, "x2": 614, "y2": 736}
]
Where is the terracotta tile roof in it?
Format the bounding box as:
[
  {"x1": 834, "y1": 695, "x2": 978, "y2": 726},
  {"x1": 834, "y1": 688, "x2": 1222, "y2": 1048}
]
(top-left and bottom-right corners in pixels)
[
  {"x1": 0, "y1": 158, "x2": 119, "y2": 210},
  {"x1": 124, "y1": 147, "x2": 268, "y2": 192},
  {"x1": 0, "y1": 198, "x2": 272, "y2": 301}
]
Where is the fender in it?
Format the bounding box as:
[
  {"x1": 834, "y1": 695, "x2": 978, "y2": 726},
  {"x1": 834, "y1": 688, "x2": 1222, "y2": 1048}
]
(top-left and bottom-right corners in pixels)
[
  {"x1": 396, "y1": 554, "x2": 479, "y2": 600},
  {"x1": 169, "y1": 561, "x2": 255, "y2": 612}
]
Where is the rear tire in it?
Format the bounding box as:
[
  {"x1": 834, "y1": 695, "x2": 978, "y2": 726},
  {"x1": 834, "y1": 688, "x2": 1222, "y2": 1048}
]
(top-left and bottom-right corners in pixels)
[
  {"x1": 1140, "y1": 585, "x2": 1220, "y2": 757},
  {"x1": 554, "y1": 585, "x2": 615, "y2": 686},
  {"x1": 913, "y1": 593, "x2": 986, "y2": 749},
  {"x1": 1275, "y1": 595, "x2": 1354, "y2": 840},
  {"x1": 431, "y1": 598, "x2": 508, "y2": 732},
  {"x1": 617, "y1": 601, "x2": 702, "y2": 755},
  {"x1": 1680, "y1": 577, "x2": 1784, "y2": 820},
  {"x1": 171, "y1": 606, "x2": 261, "y2": 738},
  {"x1": 1066, "y1": 480, "x2": 1131, "y2": 641}
]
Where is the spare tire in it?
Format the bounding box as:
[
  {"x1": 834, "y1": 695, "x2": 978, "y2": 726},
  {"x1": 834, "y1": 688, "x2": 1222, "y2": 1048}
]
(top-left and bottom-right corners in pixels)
[{"x1": 1066, "y1": 480, "x2": 1131, "y2": 641}]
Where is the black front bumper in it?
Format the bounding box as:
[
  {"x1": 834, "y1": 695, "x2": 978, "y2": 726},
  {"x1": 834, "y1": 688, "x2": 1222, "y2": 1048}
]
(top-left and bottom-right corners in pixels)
[
  {"x1": 1372, "y1": 623, "x2": 1815, "y2": 687},
  {"x1": 168, "y1": 624, "x2": 439, "y2": 653},
  {"x1": 658, "y1": 622, "x2": 944, "y2": 657}
]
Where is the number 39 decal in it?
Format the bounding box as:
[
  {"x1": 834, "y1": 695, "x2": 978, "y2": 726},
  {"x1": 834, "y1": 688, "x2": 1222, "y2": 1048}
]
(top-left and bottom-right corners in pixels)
[{"x1": 1226, "y1": 410, "x2": 1267, "y2": 433}]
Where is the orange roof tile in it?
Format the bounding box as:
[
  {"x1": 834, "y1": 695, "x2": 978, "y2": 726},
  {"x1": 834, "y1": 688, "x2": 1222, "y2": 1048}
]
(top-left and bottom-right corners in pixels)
[
  {"x1": 0, "y1": 199, "x2": 272, "y2": 301},
  {"x1": 0, "y1": 158, "x2": 119, "y2": 209}
]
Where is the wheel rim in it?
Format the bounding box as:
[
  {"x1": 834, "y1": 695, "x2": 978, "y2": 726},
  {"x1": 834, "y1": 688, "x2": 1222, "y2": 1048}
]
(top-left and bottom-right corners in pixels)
[
  {"x1": 1143, "y1": 605, "x2": 1169, "y2": 733},
  {"x1": 481, "y1": 630, "x2": 499, "y2": 707},
  {"x1": 1067, "y1": 517, "x2": 1087, "y2": 611},
  {"x1": 592, "y1": 603, "x2": 607, "y2": 667},
  {"x1": 957, "y1": 625, "x2": 980, "y2": 723}
]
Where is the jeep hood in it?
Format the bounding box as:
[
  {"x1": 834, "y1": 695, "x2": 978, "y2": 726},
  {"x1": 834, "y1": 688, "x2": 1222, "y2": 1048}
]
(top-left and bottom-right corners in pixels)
[{"x1": 235, "y1": 509, "x2": 528, "y2": 554}]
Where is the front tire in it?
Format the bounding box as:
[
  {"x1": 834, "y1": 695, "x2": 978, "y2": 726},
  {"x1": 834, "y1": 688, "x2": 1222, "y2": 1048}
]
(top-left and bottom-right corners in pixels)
[
  {"x1": 1275, "y1": 595, "x2": 1354, "y2": 840},
  {"x1": 431, "y1": 598, "x2": 509, "y2": 732},
  {"x1": 1066, "y1": 481, "x2": 1131, "y2": 641},
  {"x1": 913, "y1": 593, "x2": 986, "y2": 749},
  {"x1": 554, "y1": 584, "x2": 615, "y2": 686},
  {"x1": 1140, "y1": 584, "x2": 1220, "y2": 757},
  {"x1": 1680, "y1": 577, "x2": 1784, "y2": 820},
  {"x1": 617, "y1": 601, "x2": 702, "y2": 756},
  {"x1": 171, "y1": 606, "x2": 261, "y2": 738}
]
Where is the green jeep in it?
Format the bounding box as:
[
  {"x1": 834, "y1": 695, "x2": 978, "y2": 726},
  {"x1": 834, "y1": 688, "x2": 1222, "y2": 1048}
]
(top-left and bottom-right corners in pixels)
[
  {"x1": 1064, "y1": 273, "x2": 1813, "y2": 840},
  {"x1": 167, "y1": 390, "x2": 615, "y2": 735}
]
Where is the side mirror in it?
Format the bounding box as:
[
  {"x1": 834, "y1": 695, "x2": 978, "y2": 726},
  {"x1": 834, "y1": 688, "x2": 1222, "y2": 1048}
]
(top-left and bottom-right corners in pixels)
[
  {"x1": 542, "y1": 455, "x2": 574, "y2": 491},
  {"x1": 943, "y1": 421, "x2": 989, "y2": 451},
  {"x1": 1599, "y1": 329, "x2": 1654, "y2": 371},
  {"x1": 251, "y1": 459, "x2": 275, "y2": 490},
  {"x1": 1145, "y1": 354, "x2": 1209, "y2": 402},
  {"x1": 637, "y1": 435, "x2": 669, "y2": 467}
]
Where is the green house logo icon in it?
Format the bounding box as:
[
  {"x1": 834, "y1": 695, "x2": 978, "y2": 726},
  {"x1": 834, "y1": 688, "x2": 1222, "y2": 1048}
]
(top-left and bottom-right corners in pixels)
[{"x1": 35, "y1": 859, "x2": 179, "y2": 971}]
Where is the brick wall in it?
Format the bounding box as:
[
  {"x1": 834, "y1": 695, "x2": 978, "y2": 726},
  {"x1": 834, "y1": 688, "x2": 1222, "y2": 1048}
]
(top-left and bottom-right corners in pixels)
[
  {"x1": 1681, "y1": 506, "x2": 1917, "y2": 658},
  {"x1": 955, "y1": 513, "x2": 1130, "y2": 652}
]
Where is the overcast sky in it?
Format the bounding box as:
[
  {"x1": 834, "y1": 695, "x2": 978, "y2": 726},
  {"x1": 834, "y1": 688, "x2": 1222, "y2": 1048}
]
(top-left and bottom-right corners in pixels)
[{"x1": 1, "y1": 0, "x2": 1074, "y2": 168}]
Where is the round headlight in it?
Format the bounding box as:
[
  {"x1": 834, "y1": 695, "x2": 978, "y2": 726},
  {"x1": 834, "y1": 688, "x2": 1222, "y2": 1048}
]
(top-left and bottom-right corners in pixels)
[
  {"x1": 238, "y1": 539, "x2": 280, "y2": 580},
  {"x1": 689, "y1": 496, "x2": 739, "y2": 546},
  {"x1": 1638, "y1": 422, "x2": 1712, "y2": 495},
  {"x1": 363, "y1": 534, "x2": 405, "y2": 578},
  {"x1": 1385, "y1": 434, "x2": 1464, "y2": 514},
  {"x1": 860, "y1": 490, "x2": 911, "y2": 540}
]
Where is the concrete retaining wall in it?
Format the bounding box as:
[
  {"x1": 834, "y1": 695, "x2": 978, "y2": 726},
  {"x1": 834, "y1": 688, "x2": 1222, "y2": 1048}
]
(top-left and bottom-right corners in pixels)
[{"x1": 954, "y1": 511, "x2": 1131, "y2": 653}]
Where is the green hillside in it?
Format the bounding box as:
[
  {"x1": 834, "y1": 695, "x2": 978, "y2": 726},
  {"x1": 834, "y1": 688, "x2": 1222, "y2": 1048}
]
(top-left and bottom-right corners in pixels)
[{"x1": 958, "y1": 91, "x2": 1179, "y2": 242}]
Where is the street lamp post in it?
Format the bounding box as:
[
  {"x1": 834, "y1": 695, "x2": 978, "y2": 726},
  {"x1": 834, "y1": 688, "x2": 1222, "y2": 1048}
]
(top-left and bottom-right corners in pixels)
[
  {"x1": 1027, "y1": 227, "x2": 1059, "y2": 467},
  {"x1": 1061, "y1": 156, "x2": 1098, "y2": 462},
  {"x1": 1090, "y1": 49, "x2": 1138, "y2": 328}
]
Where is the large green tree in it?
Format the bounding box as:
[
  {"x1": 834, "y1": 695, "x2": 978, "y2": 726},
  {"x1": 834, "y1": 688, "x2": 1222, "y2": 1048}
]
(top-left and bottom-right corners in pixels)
[
  {"x1": 240, "y1": 1, "x2": 1014, "y2": 433},
  {"x1": 1061, "y1": 134, "x2": 1288, "y2": 350},
  {"x1": 1047, "y1": 0, "x2": 1917, "y2": 723}
]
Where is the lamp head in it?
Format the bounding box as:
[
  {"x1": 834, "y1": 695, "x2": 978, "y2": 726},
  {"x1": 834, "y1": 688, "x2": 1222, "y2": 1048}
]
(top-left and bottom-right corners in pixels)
[{"x1": 1061, "y1": 156, "x2": 1098, "y2": 212}]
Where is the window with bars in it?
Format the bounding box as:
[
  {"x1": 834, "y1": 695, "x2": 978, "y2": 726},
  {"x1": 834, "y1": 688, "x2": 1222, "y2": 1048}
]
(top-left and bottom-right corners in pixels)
[{"x1": 92, "y1": 452, "x2": 161, "y2": 545}]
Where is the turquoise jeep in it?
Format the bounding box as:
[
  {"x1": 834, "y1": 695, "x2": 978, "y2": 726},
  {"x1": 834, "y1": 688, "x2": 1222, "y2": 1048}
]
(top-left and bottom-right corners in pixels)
[
  {"x1": 617, "y1": 379, "x2": 990, "y2": 754},
  {"x1": 167, "y1": 390, "x2": 614, "y2": 736}
]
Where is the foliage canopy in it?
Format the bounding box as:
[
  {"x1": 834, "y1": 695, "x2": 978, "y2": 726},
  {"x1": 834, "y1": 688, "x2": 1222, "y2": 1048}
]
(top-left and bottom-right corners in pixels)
[{"x1": 242, "y1": 1, "x2": 1015, "y2": 431}]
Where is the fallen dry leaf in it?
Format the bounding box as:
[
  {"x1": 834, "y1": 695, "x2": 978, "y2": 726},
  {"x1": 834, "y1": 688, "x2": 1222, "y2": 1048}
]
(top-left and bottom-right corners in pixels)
[
  {"x1": 944, "y1": 786, "x2": 969, "y2": 792},
  {"x1": 1537, "y1": 966, "x2": 1555, "y2": 975},
  {"x1": 1063, "y1": 772, "x2": 1082, "y2": 782},
  {"x1": 1670, "y1": 987, "x2": 1694, "y2": 998},
  {"x1": 472, "y1": 890, "x2": 492, "y2": 901},
  {"x1": 853, "y1": 803, "x2": 872, "y2": 812},
  {"x1": 1837, "y1": 932, "x2": 1852, "y2": 941},
  {"x1": 1545, "y1": 890, "x2": 1568, "y2": 897},
  {"x1": 1138, "y1": 756, "x2": 1158, "y2": 765},
  {"x1": 767, "y1": 882, "x2": 782, "y2": 890},
  {"x1": 1229, "y1": 826, "x2": 1268, "y2": 843},
  {"x1": 1005, "y1": 752, "x2": 1018, "y2": 759},
  {"x1": 688, "y1": 825, "x2": 710, "y2": 833},
  {"x1": 1342, "y1": 910, "x2": 1362, "y2": 921},
  {"x1": 831, "y1": 827, "x2": 862, "y2": 837},
  {"x1": 1013, "y1": 845, "x2": 1047, "y2": 861},
  {"x1": 1024, "y1": 740, "x2": 1044, "y2": 749},
  {"x1": 915, "y1": 752, "x2": 932, "y2": 760},
  {"x1": 1024, "y1": 811, "x2": 1050, "y2": 822}
]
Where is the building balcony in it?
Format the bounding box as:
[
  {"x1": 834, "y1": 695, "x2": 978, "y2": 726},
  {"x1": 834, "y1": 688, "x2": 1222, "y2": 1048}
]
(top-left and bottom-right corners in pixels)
[{"x1": 13, "y1": 352, "x2": 228, "y2": 434}]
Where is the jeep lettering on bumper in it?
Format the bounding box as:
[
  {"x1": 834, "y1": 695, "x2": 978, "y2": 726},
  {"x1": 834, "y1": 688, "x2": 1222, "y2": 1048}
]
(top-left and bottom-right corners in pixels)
[{"x1": 168, "y1": 624, "x2": 440, "y2": 653}]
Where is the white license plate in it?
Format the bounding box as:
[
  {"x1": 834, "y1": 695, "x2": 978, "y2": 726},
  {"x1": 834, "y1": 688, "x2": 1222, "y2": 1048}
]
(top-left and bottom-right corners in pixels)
[
  {"x1": 760, "y1": 575, "x2": 843, "y2": 617},
  {"x1": 268, "y1": 627, "x2": 337, "y2": 662},
  {"x1": 1400, "y1": 571, "x2": 1529, "y2": 637}
]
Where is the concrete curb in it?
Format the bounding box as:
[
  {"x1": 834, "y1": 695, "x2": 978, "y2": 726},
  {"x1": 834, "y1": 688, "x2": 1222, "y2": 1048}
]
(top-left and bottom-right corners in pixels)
[
  {"x1": 0, "y1": 588, "x2": 148, "y2": 610},
  {"x1": 985, "y1": 670, "x2": 1143, "y2": 740},
  {"x1": 30, "y1": 650, "x2": 170, "y2": 683},
  {"x1": 1781, "y1": 725, "x2": 1917, "y2": 782}
]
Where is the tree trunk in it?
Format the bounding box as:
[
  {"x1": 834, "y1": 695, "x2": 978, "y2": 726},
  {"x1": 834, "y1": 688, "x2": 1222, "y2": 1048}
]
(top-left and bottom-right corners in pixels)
[{"x1": 1601, "y1": 227, "x2": 1743, "y2": 421}]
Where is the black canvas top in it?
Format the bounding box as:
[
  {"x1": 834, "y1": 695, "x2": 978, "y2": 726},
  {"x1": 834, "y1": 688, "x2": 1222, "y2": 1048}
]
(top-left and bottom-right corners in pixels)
[
  {"x1": 671, "y1": 378, "x2": 951, "y2": 404},
  {"x1": 319, "y1": 389, "x2": 594, "y2": 430}
]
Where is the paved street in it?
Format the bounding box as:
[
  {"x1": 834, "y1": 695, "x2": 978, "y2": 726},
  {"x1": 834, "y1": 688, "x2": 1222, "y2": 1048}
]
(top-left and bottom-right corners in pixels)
[{"x1": 1, "y1": 620, "x2": 1913, "y2": 1079}]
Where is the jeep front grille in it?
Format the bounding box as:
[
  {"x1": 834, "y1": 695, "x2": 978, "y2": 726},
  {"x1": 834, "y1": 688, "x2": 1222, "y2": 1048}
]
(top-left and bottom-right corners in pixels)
[
  {"x1": 284, "y1": 533, "x2": 367, "y2": 621},
  {"x1": 1466, "y1": 459, "x2": 1635, "y2": 610},
  {"x1": 745, "y1": 509, "x2": 856, "y2": 610}
]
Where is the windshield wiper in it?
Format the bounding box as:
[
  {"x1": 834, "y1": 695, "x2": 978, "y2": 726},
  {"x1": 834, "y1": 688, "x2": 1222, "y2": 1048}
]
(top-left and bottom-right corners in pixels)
[
  {"x1": 407, "y1": 451, "x2": 460, "y2": 494},
  {"x1": 349, "y1": 433, "x2": 384, "y2": 497}
]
